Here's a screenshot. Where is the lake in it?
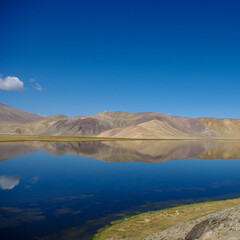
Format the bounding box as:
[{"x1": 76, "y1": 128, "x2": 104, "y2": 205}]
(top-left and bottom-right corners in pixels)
[{"x1": 1, "y1": 140, "x2": 240, "y2": 240}]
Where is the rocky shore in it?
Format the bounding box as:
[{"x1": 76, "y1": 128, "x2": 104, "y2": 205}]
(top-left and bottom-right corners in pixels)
[
  {"x1": 93, "y1": 198, "x2": 240, "y2": 240},
  {"x1": 145, "y1": 205, "x2": 240, "y2": 240}
]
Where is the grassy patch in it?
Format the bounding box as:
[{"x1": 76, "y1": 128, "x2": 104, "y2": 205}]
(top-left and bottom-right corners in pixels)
[
  {"x1": 0, "y1": 134, "x2": 153, "y2": 142},
  {"x1": 0, "y1": 134, "x2": 225, "y2": 142},
  {"x1": 92, "y1": 197, "x2": 240, "y2": 240}
]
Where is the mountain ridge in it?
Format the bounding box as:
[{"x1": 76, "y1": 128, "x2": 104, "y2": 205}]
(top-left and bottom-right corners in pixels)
[
  {"x1": 1, "y1": 102, "x2": 240, "y2": 139},
  {"x1": 0, "y1": 103, "x2": 44, "y2": 134}
]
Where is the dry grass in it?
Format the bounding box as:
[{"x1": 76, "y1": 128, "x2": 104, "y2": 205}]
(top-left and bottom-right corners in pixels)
[
  {"x1": 93, "y1": 198, "x2": 240, "y2": 240},
  {"x1": 0, "y1": 134, "x2": 198, "y2": 142},
  {"x1": 0, "y1": 134, "x2": 144, "y2": 142},
  {"x1": 0, "y1": 134, "x2": 236, "y2": 143}
]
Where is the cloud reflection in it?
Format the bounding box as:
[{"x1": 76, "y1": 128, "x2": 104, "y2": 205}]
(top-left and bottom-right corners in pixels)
[{"x1": 0, "y1": 175, "x2": 20, "y2": 190}]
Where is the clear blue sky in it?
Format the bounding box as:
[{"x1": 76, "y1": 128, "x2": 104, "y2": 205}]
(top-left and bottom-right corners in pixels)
[{"x1": 1, "y1": 0, "x2": 240, "y2": 117}]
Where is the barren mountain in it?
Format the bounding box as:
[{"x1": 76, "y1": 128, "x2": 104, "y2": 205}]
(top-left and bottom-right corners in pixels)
[
  {"x1": 199, "y1": 117, "x2": 240, "y2": 137},
  {"x1": 46, "y1": 111, "x2": 215, "y2": 138},
  {"x1": 0, "y1": 103, "x2": 43, "y2": 123},
  {"x1": 0, "y1": 103, "x2": 44, "y2": 133},
  {"x1": 1, "y1": 103, "x2": 240, "y2": 139},
  {"x1": 10, "y1": 114, "x2": 67, "y2": 135}
]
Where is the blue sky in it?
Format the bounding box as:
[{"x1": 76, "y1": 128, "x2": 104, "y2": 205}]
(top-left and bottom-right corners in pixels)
[{"x1": 0, "y1": 0, "x2": 240, "y2": 117}]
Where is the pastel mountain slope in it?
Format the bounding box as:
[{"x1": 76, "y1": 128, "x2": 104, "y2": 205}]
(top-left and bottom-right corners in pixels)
[
  {"x1": 0, "y1": 103, "x2": 43, "y2": 124},
  {"x1": 0, "y1": 103, "x2": 44, "y2": 133},
  {"x1": 98, "y1": 119, "x2": 199, "y2": 139},
  {"x1": 1, "y1": 103, "x2": 240, "y2": 139},
  {"x1": 46, "y1": 111, "x2": 214, "y2": 138},
  {"x1": 10, "y1": 114, "x2": 67, "y2": 135},
  {"x1": 199, "y1": 118, "x2": 240, "y2": 137}
]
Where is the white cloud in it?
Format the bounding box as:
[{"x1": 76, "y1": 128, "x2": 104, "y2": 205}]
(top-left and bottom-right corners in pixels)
[
  {"x1": 29, "y1": 78, "x2": 43, "y2": 91},
  {"x1": 33, "y1": 83, "x2": 43, "y2": 91},
  {"x1": 0, "y1": 175, "x2": 20, "y2": 190},
  {"x1": 0, "y1": 76, "x2": 24, "y2": 91}
]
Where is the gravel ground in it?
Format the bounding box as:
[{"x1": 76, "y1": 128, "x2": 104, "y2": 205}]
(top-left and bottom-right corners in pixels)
[{"x1": 144, "y1": 205, "x2": 240, "y2": 240}]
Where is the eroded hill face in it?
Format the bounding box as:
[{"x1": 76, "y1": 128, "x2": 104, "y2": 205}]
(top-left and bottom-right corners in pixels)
[
  {"x1": 1, "y1": 103, "x2": 240, "y2": 139},
  {"x1": 199, "y1": 118, "x2": 240, "y2": 138},
  {"x1": 0, "y1": 103, "x2": 44, "y2": 133},
  {"x1": 11, "y1": 111, "x2": 215, "y2": 138},
  {"x1": 96, "y1": 112, "x2": 216, "y2": 139},
  {"x1": 10, "y1": 114, "x2": 67, "y2": 135},
  {"x1": 0, "y1": 103, "x2": 43, "y2": 123}
]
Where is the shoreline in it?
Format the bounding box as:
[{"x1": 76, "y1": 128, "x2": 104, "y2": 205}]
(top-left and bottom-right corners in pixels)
[
  {"x1": 92, "y1": 197, "x2": 240, "y2": 240},
  {"x1": 1, "y1": 134, "x2": 240, "y2": 142}
]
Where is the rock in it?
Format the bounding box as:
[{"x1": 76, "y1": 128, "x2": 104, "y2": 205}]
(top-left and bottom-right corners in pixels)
[
  {"x1": 145, "y1": 205, "x2": 240, "y2": 240},
  {"x1": 185, "y1": 220, "x2": 210, "y2": 240}
]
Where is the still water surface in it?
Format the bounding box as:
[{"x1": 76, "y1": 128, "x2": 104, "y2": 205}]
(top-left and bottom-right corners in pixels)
[{"x1": 1, "y1": 140, "x2": 240, "y2": 239}]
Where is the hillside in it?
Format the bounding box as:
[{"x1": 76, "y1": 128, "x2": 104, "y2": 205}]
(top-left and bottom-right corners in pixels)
[
  {"x1": 10, "y1": 114, "x2": 67, "y2": 135},
  {"x1": 199, "y1": 117, "x2": 240, "y2": 137},
  {"x1": 0, "y1": 103, "x2": 44, "y2": 133},
  {"x1": 0, "y1": 103, "x2": 43, "y2": 124},
  {"x1": 44, "y1": 111, "x2": 215, "y2": 138},
  {"x1": 1, "y1": 103, "x2": 240, "y2": 139}
]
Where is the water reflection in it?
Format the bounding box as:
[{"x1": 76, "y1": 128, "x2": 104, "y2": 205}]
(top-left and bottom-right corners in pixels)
[
  {"x1": 0, "y1": 142, "x2": 39, "y2": 162},
  {"x1": 0, "y1": 175, "x2": 20, "y2": 190},
  {"x1": 1, "y1": 140, "x2": 240, "y2": 162},
  {"x1": 0, "y1": 206, "x2": 45, "y2": 228},
  {"x1": 1, "y1": 140, "x2": 240, "y2": 240}
]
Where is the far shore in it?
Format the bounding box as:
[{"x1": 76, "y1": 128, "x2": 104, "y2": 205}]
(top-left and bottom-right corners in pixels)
[{"x1": 1, "y1": 134, "x2": 240, "y2": 142}]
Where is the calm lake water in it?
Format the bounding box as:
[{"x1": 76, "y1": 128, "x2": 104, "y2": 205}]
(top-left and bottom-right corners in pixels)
[{"x1": 1, "y1": 140, "x2": 240, "y2": 240}]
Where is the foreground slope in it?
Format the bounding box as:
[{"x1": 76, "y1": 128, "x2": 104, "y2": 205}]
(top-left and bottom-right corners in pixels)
[{"x1": 93, "y1": 198, "x2": 240, "y2": 240}]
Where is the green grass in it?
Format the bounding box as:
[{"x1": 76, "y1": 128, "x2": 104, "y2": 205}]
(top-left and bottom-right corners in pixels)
[{"x1": 92, "y1": 197, "x2": 240, "y2": 240}]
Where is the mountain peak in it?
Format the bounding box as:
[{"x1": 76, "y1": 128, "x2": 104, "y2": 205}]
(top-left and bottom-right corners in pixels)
[
  {"x1": 1, "y1": 103, "x2": 240, "y2": 139},
  {"x1": 0, "y1": 102, "x2": 44, "y2": 124}
]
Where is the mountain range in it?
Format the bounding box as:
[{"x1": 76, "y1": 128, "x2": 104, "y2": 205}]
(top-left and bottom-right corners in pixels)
[{"x1": 1, "y1": 102, "x2": 240, "y2": 139}]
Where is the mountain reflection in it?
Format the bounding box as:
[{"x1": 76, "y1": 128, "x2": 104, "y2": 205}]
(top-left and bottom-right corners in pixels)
[
  {"x1": 1, "y1": 140, "x2": 240, "y2": 162},
  {"x1": 0, "y1": 142, "x2": 39, "y2": 162}
]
